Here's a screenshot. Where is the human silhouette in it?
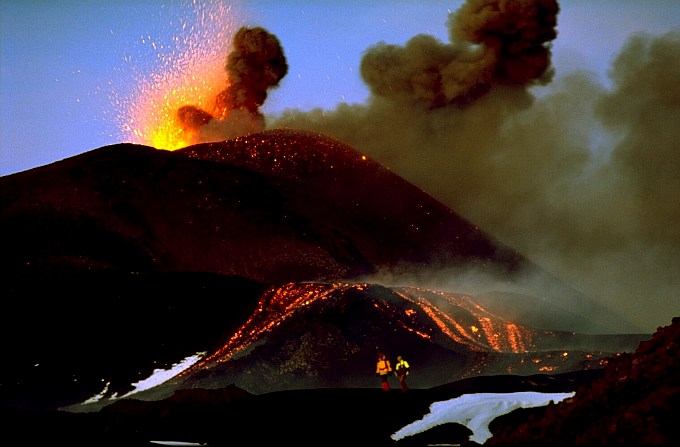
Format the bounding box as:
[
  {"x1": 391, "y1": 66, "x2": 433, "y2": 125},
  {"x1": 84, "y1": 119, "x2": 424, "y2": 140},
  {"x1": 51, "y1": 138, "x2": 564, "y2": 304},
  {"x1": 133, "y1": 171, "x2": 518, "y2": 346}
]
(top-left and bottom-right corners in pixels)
[
  {"x1": 394, "y1": 355, "x2": 410, "y2": 392},
  {"x1": 375, "y1": 352, "x2": 392, "y2": 391}
]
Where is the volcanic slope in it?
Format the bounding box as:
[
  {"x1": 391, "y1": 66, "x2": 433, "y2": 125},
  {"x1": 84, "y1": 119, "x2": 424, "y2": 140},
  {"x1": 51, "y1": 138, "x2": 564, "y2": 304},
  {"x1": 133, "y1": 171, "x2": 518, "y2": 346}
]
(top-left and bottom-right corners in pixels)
[
  {"x1": 176, "y1": 128, "x2": 629, "y2": 332},
  {"x1": 3, "y1": 129, "x2": 524, "y2": 283},
  {"x1": 487, "y1": 316, "x2": 680, "y2": 445},
  {"x1": 1, "y1": 129, "x2": 634, "y2": 335},
  {"x1": 134, "y1": 282, "x2": 644, "y2": 401},
  {"x1": 178, "y1": 128, "x2": 530, "y2": 279}
]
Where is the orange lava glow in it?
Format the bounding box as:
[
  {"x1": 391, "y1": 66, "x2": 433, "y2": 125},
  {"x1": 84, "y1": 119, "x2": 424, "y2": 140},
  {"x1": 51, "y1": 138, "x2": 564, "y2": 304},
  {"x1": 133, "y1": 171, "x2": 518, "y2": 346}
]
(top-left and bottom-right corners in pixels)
[
  {"x1": 182, "y1": 282, "x2": 367, "y2": 374},
  {"x1": 180, "y1": 282, "x2": 553, "y2": 378},
  {"x1": 395, "y1": 287, "x2": 537, "y2": 353},
  {"x1": 116, "y1": 0, "x2": 240, "y2": 150}
]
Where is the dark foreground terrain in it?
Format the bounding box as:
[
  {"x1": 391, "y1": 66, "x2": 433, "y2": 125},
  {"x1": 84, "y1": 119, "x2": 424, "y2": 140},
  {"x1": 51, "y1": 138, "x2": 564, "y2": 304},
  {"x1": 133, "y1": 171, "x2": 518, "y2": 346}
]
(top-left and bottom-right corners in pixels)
[
  {"x1": 4, "y1": 317, "x2": 678, "y2": 446},
  {"x1": 2, "y1": 370, "x2": 600, "y2": 447},
  {"x1": 486, "y1": 316, "x2": 680, "y2": 445}
]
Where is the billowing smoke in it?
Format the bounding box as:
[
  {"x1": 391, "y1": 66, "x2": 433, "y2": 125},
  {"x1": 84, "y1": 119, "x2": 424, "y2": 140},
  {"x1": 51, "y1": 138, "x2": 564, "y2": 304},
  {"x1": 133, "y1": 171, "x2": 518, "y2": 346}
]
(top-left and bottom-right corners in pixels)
[
  {"x1": 177, "y1": 26, "x2": 287, "y2": 140},
  {"x1": 172, "y1": 0, "x2": 678, "y2": 332},
  {"x1": 360, "y1": 0, "x2": 558, "y2": 108},
  {"x1": 266, "y1": 1, "x2": 680, "y2": 333},
  {"x1": 217, "y1": 26, "x2": 289, "y2": 115}
]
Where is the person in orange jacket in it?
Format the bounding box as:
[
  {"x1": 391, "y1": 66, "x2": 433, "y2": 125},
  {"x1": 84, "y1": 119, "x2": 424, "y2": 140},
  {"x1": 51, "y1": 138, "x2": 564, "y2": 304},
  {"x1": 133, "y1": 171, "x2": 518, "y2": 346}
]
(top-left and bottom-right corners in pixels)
[{"x1": 375, "y1": 352, "x2": 393, "y2": 391}]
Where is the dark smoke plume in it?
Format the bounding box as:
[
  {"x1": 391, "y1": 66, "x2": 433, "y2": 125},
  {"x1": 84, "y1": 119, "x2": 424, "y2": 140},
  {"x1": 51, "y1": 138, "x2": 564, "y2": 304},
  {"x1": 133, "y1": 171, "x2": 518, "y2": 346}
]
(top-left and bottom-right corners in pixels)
[
  {"x1": 268, "y1": 1, "x2": 680, "y2": 333},
  {"x1": 216, "y1": 26, "x2": 288, "y2": 116},
  {"x1": 176, "y1": 26, "x2": 287, "y2": 139},
  {"x1": 177, "y1": 105, "x2": 213, "y2": 131},
  {"x1": 176, "y1": 0, "x2": 678, "y2": 332},
  {"x1": 360, "y1": 0, "x2": 558, "y2": 108}
]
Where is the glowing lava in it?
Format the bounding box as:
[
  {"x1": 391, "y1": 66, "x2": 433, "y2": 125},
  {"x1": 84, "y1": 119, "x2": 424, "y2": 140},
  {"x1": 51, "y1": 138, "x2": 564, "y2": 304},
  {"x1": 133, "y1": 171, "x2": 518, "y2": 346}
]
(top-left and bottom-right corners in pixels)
[
  {"x1": 181, "y1": 282, "x2": 544, "y2": 378},
  {"x1": 189, "y1": 283, "x2": 367, "y2": 371},
  {"x1": 116, "y1": 0, "x2": 240, "y2": 150},
  {"x1": 394, "y1": 286, "x2": 537, "y2": 353}
]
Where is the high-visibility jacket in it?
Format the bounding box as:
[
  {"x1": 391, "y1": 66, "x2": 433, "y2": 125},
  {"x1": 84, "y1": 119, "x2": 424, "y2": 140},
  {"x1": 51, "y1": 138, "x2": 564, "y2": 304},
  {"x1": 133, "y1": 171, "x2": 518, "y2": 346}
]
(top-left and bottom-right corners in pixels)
[
  {"x1": 395, "y1": 359, "x2": 410, "y2": 375},
  {"x1": 376, "y1": 359, "x2": 392, "y2": 375}
]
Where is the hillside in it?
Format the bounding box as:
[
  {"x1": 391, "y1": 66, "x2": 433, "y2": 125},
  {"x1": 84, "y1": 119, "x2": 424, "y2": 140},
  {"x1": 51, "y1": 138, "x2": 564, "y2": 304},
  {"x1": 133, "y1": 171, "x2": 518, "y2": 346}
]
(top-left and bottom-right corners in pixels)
[{"x1": 487, "y1": 316, "x2": 680, "y2": 445}]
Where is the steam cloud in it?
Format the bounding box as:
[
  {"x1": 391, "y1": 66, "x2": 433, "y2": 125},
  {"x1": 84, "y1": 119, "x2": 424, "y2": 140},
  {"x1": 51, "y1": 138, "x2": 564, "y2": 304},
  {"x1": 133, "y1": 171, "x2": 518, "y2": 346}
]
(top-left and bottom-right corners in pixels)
[
  {"x1": 182, "y1": 0, "x2": 679, "y2": 332},
  {"x1": 178, "y1": 26, "x2": 288, "y2": 140}
]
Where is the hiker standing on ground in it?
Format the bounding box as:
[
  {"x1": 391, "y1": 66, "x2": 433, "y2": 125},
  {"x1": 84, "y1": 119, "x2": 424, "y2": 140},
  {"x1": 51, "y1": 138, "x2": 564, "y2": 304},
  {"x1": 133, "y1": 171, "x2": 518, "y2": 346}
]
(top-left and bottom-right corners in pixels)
[
  {"x1": 376, "y1": 352, "x2": 393, "y2": 391},
  {"x1": 395, "y1": 355, "x2": 410, "y2": 392}
]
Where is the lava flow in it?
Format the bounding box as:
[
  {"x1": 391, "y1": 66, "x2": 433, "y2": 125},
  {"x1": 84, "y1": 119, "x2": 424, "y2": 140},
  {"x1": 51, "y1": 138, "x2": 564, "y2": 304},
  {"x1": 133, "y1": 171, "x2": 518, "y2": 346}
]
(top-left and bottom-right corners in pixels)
[
  {"x1": 186, "y1": 282, "x2": 369, "y2": 371},
  {"x1": 394, "y1": 286, "x2": 537, "y2": 353},
  {"x1": 181, "y1": 282, "x2": 544, "y2": 377}
]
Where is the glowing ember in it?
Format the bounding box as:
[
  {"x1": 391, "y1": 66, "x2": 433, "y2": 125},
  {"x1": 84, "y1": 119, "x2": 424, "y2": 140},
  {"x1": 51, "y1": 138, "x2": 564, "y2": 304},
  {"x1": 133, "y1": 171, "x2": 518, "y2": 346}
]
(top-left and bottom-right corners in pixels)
[{"x1": 115, "y1": 0, "x2": 240, "y2": 150}]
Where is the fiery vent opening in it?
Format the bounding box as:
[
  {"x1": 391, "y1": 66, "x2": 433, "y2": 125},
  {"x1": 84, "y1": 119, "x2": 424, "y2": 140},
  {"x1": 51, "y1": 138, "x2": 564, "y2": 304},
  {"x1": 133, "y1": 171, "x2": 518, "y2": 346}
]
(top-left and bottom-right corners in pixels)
[{"x1": 116, "y1": 1, "x2": 239, "y2": 150}]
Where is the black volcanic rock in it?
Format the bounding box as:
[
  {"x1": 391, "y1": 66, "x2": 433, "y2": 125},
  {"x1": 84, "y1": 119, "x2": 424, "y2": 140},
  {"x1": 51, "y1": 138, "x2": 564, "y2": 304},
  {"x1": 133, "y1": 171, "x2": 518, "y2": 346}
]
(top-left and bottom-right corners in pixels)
[
  {"x1": 0, "y1": 142, "x2": 344, "y2": 282},
  {"x1": 1, "y1": 129, "x2": 528, "y2": 283},
  {"x1": 178, "y1": 128, "x2": 526, "y2": 273},
  {"x1": 486, "y1": 316, "x2": 680, "y2": 445}
]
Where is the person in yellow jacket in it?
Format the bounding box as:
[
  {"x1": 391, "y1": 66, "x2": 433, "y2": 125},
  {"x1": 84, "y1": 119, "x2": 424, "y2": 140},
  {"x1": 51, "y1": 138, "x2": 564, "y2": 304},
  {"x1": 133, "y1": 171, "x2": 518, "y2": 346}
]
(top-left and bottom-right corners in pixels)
[
  {"x1": 375, "y1": 352, "x2": 393, "y2": 391},
  {"x1": 394, "y1": 355, "x2": 410, "y2": 391}
]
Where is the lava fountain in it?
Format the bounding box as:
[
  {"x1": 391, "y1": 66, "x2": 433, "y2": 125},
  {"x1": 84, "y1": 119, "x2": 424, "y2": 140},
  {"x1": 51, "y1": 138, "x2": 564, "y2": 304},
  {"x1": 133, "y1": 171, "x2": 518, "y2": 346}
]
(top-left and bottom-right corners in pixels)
[{"x1": 115, "y1": 0, "x2": 240, "y2": 150}]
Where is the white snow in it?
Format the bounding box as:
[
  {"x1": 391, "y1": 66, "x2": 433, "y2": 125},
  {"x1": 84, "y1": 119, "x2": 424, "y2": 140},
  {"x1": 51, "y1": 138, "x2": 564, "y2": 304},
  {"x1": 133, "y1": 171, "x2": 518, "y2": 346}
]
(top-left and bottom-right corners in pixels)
[
  {"x1": 120, "y1": 352, "x2": 206, "y2": 398},
  {"x1": 79, "y1": 352, "x2": 205, "y2": 404},
  {"x1": 391, "y1": 391, "x2": 575, "y2": 444}
]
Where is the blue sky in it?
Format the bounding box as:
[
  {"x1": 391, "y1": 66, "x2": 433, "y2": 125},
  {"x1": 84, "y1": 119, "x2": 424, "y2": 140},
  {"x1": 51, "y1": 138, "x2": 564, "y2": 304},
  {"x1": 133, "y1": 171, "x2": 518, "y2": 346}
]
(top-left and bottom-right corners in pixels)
[{"x1": 2, "y1": 0, "x2": 679, "y2": 175}]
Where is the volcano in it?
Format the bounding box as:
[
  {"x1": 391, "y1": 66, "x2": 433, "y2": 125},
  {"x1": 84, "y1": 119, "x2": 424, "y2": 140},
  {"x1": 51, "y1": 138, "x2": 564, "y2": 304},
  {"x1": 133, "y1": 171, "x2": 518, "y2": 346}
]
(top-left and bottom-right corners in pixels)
[
  {"x1": 1, "y1": 128, "x2": 531, "y2": 282},
  {"x1": 0, "y1": 129, "x2": 644, "y2": 414}
]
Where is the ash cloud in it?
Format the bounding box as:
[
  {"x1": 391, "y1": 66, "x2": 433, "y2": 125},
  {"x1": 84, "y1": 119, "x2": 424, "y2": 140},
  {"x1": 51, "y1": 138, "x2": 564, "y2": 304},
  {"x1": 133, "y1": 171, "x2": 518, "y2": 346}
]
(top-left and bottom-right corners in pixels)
[
  {"x1": 177, "y1": 26, "x2": 288, "y2": 141},
  {"x1": 360, "y1": 0, "x2": 558, "y2": 108},
  {"x1": 266, "y1": 0, "x2": 680, "y2": 333},
  {"x1": 173, "y1": 0, "x2": 678, "y2": 332},
  {"x1": 217, "y1": 26, "x2": 289, "y2": 115}
]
